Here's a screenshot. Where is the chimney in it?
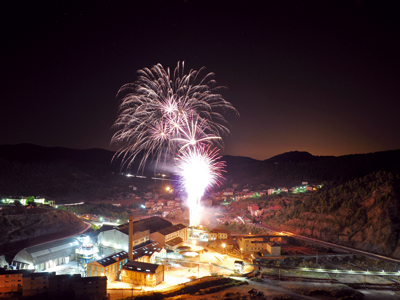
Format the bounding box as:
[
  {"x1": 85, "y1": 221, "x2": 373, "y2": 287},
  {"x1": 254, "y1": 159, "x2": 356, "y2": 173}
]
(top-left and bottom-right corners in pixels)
[{"x1": 128, "y1": 215, "x2": 133, "y2": 261}]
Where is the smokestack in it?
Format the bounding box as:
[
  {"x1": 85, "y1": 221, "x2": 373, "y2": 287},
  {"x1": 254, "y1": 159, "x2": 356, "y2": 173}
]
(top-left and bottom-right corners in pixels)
[{"x1": 128, "y1": 215, "x2": 133, "y2": 261}]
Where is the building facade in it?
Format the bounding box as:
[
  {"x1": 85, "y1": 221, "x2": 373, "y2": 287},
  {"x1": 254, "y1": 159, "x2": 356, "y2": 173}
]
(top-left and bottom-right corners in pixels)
[
  {"x1": 98, "y1": 228, "x2": 149, "y2": 251},
  {"x1": 87, "y1": 251, "x2": 128, "y2": 281},
  {"x1": 0, "y1": 270, "x2": 26, "y2": 296},
  {"x1": 121, "y1": 261, "x2": 164, "y2": 287},
  {"x1": 208, "y1": 228, "x2": 231, "y2": 241},
  {"x1": 0, "y1": 270, "x2": 105, "y2": 300},
  {"x1": 150, "y1": 224, "x2": 187, "y2": 249},
  {"x1": 238, "y1": 235, "x2": 282, "y2": 255},
  {"x1": 22, "y1": 272, "x2": 52, "y2": 297}
]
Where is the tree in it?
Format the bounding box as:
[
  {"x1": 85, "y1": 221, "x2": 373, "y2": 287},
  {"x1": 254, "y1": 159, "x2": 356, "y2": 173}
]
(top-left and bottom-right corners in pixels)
[
  {"x1": 26, "y1": 196, "x2": 35, "y2": 206},
  {"x1": 14, "y1": 200, "x2": 22, "y2": 207}
]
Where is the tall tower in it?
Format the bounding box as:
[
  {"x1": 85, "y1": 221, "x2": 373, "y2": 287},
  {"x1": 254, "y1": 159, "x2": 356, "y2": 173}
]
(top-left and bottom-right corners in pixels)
[{"x1": 128, "y1": 215, "x2": 133, "y2": 261}]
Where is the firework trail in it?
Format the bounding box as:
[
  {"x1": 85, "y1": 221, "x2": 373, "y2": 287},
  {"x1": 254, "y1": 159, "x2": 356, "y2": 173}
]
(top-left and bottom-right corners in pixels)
[
  {"x1": 112, "y1": 62, "x2": 237, "y2": 227},
  {"x1": 176, "y1": 145, "x2": 225, "y2": 227}
]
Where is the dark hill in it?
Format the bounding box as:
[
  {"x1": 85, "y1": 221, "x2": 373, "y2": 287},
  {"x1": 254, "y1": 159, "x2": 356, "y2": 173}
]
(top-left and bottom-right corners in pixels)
[
  {"x1": 220, "y1": 155, "x2": 260, "y2": 173},
  {"x1": 225, "y1": 149, "x2": 400, "y2": 187},
  {"x1": 266, "y1": 151, "x2": 331, "y2": 164},
  {"x1": 1, "y1": 144, "x2": 400, "y2": 200},
  {"x1": 0, "y1": 144, "x2": 119, "y2": 171}
]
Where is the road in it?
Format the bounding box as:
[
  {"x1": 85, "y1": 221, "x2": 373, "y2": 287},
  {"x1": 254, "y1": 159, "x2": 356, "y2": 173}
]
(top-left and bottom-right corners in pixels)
[{"x1": 254, "y1": 222, "x2": 400, "y2": 264}]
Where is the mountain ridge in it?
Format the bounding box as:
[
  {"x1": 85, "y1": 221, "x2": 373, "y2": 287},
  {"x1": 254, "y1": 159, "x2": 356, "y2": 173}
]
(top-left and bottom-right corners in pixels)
[{"x1": 1, "y1": 144, "x2": 399, "y2": 200}]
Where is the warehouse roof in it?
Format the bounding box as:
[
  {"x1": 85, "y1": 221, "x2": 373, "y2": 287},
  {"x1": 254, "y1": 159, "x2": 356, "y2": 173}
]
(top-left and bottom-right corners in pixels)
[
  {"x1": 92, "y1": 242, "x2": 163, "y2": 267},
  {"x1": 165, "y1": 237, "x2": 183, "y2": 248},
  {"x1": 95, "y1": 250, "x2": 128, "y2": 267},
  {"x1": 118, "y1": 216, "x2": 172, "y2": 235},
  {"x1": 157, "y1": 223, "x2": 186, "y2": 236},
  {"x1": 14, "y1": 237, "x2": 79, "y2": 266},
  {"x1": 131, "y1": 242, "x2": 162, "y2": 260}
]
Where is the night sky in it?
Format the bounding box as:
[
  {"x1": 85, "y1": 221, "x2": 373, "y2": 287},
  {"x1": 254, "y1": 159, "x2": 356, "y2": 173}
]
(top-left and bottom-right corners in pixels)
[{"x1": 2, "y1": 0, "x2": 399, "y2": 160}]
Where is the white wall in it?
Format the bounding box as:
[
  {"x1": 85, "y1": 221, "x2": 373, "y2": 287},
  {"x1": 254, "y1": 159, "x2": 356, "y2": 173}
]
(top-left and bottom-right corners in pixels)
[{"x1": 98, "y1": 229, "x2": 129, "y2": 251}]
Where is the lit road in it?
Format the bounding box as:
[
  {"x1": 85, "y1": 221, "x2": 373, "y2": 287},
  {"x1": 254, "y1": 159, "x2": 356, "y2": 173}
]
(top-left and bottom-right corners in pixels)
[
  {"x1": 250, "y1": 263, "x2": 400, "y2": 277},
  {"x1": 254, "y1": 223, "x2": 400, "y2": 264},
  {"x1": 80, "y1": 221, "x2": 92, "y2": 234}
]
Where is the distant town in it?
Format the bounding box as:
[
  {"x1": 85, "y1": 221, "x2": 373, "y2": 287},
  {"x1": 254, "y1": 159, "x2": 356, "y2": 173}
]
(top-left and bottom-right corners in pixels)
[{"x1": 1, "y1": 174, "x2": 399, "y2": 300}]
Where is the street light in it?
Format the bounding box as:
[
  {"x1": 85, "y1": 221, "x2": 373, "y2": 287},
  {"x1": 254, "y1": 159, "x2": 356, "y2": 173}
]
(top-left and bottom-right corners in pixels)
[{"x1": 222, "y1": 243, "x2": 226, "y2": 254}]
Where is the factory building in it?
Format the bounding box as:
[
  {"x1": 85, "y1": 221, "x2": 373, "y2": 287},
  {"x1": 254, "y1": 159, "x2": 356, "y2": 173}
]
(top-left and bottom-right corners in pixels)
[
  {"x1": 90, "y1": 216, "x2": 179, "y2": 287},
  {"x1": 75, "y1": 236, "x2": 99, "y2": 264},
  {"x1": 97, "y1": 216, "x2": 177, "y2": 251},
  {"x1": 151, "y1": 223, "x2": 187, "y2": 249},
  {"x1": 121, "y1": 261, "x2": 164, "y2": 287},
  {"x1": 87, "y1": 250, "x2": 128, "y2": 282},
  {"x1": 97, "y1": 227, "x2": 149, "y2": 251},
  {"x1": 237, "y1": 235, "x2": 282, "y2": 255},
  {"x1": 87, "y1": 242, "x2": 165, "y2": 281},
  {"x1": 208, "y1": 228, "x2": 231, "y2": 241},
  {"x1": 11, "y1": 237, "x2": 79, "y2": 271}
]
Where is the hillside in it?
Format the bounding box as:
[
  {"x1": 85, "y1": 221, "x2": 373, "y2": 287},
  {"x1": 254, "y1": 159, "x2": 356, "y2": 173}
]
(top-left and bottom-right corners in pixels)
[
  {"x1": 233, "y1": 171, "x2": 400, "y2": 258},
  {"x1": 0, "y1": 207, "x2": 86, "y2": 255}
]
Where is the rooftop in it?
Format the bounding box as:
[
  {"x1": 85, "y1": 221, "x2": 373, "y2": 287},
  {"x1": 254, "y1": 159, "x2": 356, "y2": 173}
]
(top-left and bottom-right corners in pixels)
[
  {"x1": 210, "y1": 228, "x2": 230, "y2": 234},
  {"x1": 118, "y1": 216, "x2": 172, "y2": 235},
  {"x1": 19, "y1": 237, "x2": 80, "y2": 265},
  {"x1": 122, "y1": 261, "x2": 160, "y2": 274},
  {"x1": 157, "y1": 223, "x2": 186, "y2": 236},
  {"x1": 94, "y1": 250, "x2": 128, "y2": 267},
  {"x1": 165, "y1": 237, "x2": 183, "y2": 248}
]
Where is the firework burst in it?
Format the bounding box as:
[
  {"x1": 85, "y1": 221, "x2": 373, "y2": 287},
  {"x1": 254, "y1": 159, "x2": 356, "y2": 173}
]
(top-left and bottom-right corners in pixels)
[
  {"x1": 112, "y1": 62, "x2": 237, "y2": 170},
  {"x1": 112, "y1": 62, "x2": 237, "y2": 227}
]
